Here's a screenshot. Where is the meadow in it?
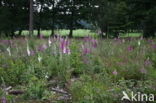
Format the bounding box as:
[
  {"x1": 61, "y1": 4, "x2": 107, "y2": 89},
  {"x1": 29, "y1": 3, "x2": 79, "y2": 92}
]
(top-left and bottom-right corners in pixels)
[
  {"x1": 14, "y1": 29, "x2": 142, "y2": 37},
  {"x1": 0, "y1": 36, "x2": 156, "y2": 103}
]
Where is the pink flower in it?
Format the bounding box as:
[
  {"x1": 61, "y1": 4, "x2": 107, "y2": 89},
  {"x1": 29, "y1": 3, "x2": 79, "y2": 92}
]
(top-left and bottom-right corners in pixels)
[
  {"x1": 112, "y1": 70, "x2": 118, "y2": 75},
  {"x1": 63, "y1": 47, "x2": 71, "y2": 54},
  {"x1": 0, "y1": 40, "x2": 11, "y2": 45},
  {"x1": 151, "y1": 44, "x2": 156, "y2": 49},
  {"x1": 91, "y1": 39, "x2": 98, "y2": 48},
  {"x1": 60, "y1": 38, "x2": 71, "y2": 54},
  {"x1": 30, "y1": 50, "x2": 35, "y2": 56},
  {"x1": 140, "y1": 68, "x2": 147, "y2": 74},
  {"x1": 81, "y1": 44, "x2": 91, "y2": 55},
  {"x1": 38, "y1": 44, "x2": 48, "y2": 52},
  {"x1": 84, "y1": 36, "x2": 92, "y2": 42},
  {"x1": 127, "y1": 46, "x2": 134, "y2": 52},
  {"x1": 1, "y1": 97, "x2": 7, "y2": 103},
  {"x1": 83, "y1": 48, "x2": 91, "y2": 54},
  {"x1": 144, "y1": 59, "x2": 152, "y2": 66}
]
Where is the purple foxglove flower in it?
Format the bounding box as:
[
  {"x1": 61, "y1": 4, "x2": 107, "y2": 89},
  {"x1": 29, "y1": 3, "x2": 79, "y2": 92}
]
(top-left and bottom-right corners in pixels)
[
  {"x1": 151, "y1": 44, "x2": 156, "y2": 49},
  {"x1": 63, "y1": 47, "x2": 71, "y2": 54},
  {"x1": 1, "y1": 97, "x2": 7, "y2": 103},
  {"x1": 127, "y1": 46, "x2": 134, "y2": 52},
  {"x1": 144, "y1": 59, "x2": 152, "y2": 66},
  {"x1": 112, "y1": 70, "x2": 118, "y2": 75},
  {"x1": 0, "y1": 40, "x2": 10, "y2": 45},
  {"x1": 91, "y1": 39, "x2": 98, "y2": 48},
  {"x1": 59, "y1": 38, "x2": 71, "y2": 54},
  {"x1": 30, "y1": 50, "x2": 35, "y2": 56},
  {"x1": 148, "y1": 40, "x2": 153, "y2": 43},
  {"x1": 38, "y1": 44, "x2": 48, "y2": 52},
  {"x1": 81, "y1": 44, "x2": 91, "y2": 55},
  {"x1": 140, "y1": 68, "x2": 147, "y2": 74},
  {"x1": 83, "y1": 48, "x2": 91, "y2": 55}
]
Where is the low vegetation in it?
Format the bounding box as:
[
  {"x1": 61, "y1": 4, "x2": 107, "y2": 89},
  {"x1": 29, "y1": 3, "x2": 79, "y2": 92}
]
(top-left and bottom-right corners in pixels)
[{"x1": 0, "y1": 37, "x2": 156, "y2": 102}]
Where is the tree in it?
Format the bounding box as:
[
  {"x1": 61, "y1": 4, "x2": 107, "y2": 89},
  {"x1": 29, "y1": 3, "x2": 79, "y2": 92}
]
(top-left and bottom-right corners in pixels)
[{"x1": 29, "y1": 0, "x2": 33, "y2": 36}]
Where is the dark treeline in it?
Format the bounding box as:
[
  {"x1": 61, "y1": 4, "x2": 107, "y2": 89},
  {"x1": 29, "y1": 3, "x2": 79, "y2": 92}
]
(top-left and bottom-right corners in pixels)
[{"x1": 0, "y1": 0, "x2": 156, "y2": 38}]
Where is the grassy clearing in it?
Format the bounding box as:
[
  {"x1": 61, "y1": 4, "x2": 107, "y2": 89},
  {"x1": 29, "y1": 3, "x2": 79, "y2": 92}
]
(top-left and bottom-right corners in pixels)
[
  {"x1": 0, "y1": 37, "x2": 156, "y2": 102},
  {"x1": 15, "y1": 29, "x2": 142, "y2": 37},
  {"x1": 15, "y1": 29, "x2": 96, "y2": 37}
]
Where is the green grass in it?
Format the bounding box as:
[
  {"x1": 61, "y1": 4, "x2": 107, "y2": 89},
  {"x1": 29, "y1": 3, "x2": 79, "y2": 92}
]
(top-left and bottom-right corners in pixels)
[
  {"x1": 120, "y1": 32, "x2": 142, "y2": 37},
  {"x1": 15, "y1": 29, "x2": 142, "y2": 37},
  {"x1": 15, "y1": 29, "x2": 96, "y2": 37}
]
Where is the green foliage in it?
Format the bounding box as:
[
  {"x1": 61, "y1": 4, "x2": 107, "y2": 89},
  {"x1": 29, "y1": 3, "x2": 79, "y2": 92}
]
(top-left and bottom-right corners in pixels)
[
  {"x1": 0, "y1": 38, "x2": 156, "y2": 102},
  {"x1": 24, "y1": 77, "x2": 52, "y2": 100}
]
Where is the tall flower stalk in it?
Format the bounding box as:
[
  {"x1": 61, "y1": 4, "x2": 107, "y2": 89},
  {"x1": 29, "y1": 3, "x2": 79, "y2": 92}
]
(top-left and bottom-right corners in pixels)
[
  {"x1": 27, "y1": 42, "x2": 31, "y2": 56},
  {"x1": 59, "y1": 38, "x2": 71, "y2": 55},
  {"x1": 6, "y1": 47, "x2": 11, "y2": 56}
]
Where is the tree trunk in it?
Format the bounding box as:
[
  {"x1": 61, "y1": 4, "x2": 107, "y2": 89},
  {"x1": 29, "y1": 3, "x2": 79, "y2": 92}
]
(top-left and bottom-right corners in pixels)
[
  {"x1": 51, "y1": 16, "x2": 55, "y2": 36},
  {"x1": 29, "y1": 0, "x2": 33, "y2": 36},
  {"x1": 37, "y1": 28, "x2": 40, "y2": 37},
  {"x1": 69, "y1": 11, "x2": 74, "y2": 38},
  {"x1": 51, "y1": 1, "x2": 55, "y2": 36},
  {"x1": 18, "y1": 29, "x2": 22, "y2": 36},
  {"x1": 69, "y1": 1, "x2": 74, "y2": 38}
]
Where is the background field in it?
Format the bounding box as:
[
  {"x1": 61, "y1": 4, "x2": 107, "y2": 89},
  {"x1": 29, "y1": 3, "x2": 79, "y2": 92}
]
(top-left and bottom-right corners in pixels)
[{"x1": 15, "y1": 29, "x2": 143, "y2": 37}]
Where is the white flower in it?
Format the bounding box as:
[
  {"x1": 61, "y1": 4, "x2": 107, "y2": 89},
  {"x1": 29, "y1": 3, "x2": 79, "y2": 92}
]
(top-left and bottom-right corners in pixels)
[
  {"x1": 122, "y1": 39, "x2": 125, "y2": 43},
  {"x1": 48, "y1": 37, "x2": 52, "y2": 47},
  {"x1": 45, "y1": 75, "x2": 48, "y2": 79},
  {"x1": 138, "y1": 41, "x2": 141, "y2": 46},
  {"x1": 6, "y1": 47, "x2": 11, "y2": 56},
  {"x1": 38, "y1": 55, "x2": 42, "y2": 62},
  {"x1": 27, "y1": 43, "x2": 30, "y2": 56}
]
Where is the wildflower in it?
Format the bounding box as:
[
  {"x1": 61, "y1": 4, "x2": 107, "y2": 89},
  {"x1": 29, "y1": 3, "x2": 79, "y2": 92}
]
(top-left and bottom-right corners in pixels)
[
  {"x1": 30, "y1": 50, "x2": 35, "y2": 56},
  {"x1": 81, "y1": 44, "x2": 91, "y2": 55},
  {"x1": 127, "y1": 46, "x2": 134, "y2": 52},
  {"x1": 1, "y1": 97, "x2": 7, "y2": 103},
  {"x1": 83, "y1": 48, "x2": 91, "y2": 55},
  {"x1": 63, "y1": 47, "x2": 71, "y2": 54},
  {"x1": 48, "y1": 37, "x2": 52, "y2": 47},
  {"x1": 60, "y1": 38, "x2": 71, "y2": 54},
  {"x1": 45, "y1": 73, "x2": 49, "y2": 79},
  {"x1": 38, "y1": 44, "x2": 48, "y2": 52},
  {"x1": 140, "y1": 68, "x2": 147, "y2": 74},
  {"x1": 122, "y1": 39, "x2": 125, "y2": 43},
  {"x1": 138, "y1": 40, "x2": 141, "y2": 46},
  {"x1": 151, "y1": 44, "x2": 156, "y2": 49},
  {"x1": 112, "y1": 70, "x2": 118, "y2": 75},
  {"x1": 45, "y1": 75, "x2": 48, "y2": 79},
  {"x1": 38, "y1": 55, "x2": 42, "y2": 62},
  {"x1": 6, "y1": 47, "x2": 11, "y2": 56},
  {"x1": 84, "y1": 36, "x2": 92, "y2": 42},
  {"x1": 91, "y1": 39, "x2": 98, "y2": 48},
  {"x1": 138, "y1": 41, "x2": 141, "y2": 46},
  {"x1": 27, "y1": 43, "x2": 31, "y2": 56},
  {"x1": 144, "y1": 58, "x2": 152, "y2": 66},
  {"x1": 0, "y1": 40, "x2": 11, "y2": 45}
]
